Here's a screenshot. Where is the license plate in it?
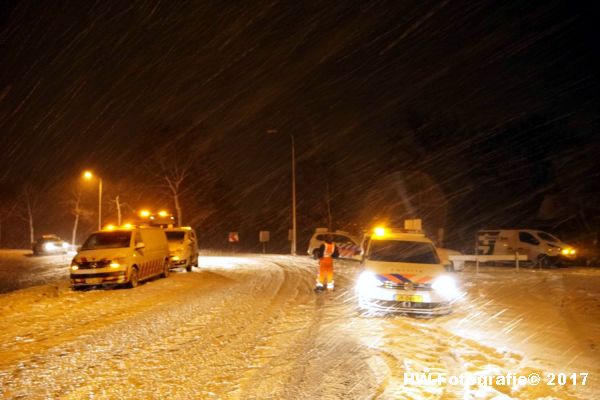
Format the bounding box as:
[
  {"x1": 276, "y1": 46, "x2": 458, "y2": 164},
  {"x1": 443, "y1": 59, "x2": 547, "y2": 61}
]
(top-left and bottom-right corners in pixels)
[
  {"x1": 85, "y1": 278, "x2": 103, "y2": 285},
  {"x1": 395, "y1": 294, "x2": 422, "y2": 303}
]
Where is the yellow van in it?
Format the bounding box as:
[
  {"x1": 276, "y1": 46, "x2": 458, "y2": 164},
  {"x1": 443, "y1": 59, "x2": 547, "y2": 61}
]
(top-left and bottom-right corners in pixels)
[
  {"x1": 356, "y1": 227, "x2": 460, "y2": 316},
  {"x1": 164, "y1": 226, "x2": 199, "y2": 272},
  {"x1": 70, "y1": 225, "x2": 170, "y2": 289}
]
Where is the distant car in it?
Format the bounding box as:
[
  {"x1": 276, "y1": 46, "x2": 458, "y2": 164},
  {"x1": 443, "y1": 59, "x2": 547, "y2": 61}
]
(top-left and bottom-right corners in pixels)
[
  {"x1": 164, "y1": 227, "x2": 199, "y2": 272},
  {"x1": 32, "y1": 235, "x2": 69, "y2": 255},
  {"x1": 307, "y1": 228, "x2": 362, "y2": 260}
]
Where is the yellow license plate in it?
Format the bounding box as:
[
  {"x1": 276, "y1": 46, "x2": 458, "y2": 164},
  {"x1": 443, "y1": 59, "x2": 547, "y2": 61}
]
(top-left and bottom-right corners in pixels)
[
  {"x1": 86, "y1": 278, "x2": 103, "y2": 285},
  {"x1": 395, "y1": 294, "x2": 422, "y2": 303}
]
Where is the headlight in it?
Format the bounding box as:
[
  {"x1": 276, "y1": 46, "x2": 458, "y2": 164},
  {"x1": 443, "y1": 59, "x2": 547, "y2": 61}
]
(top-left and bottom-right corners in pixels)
[
  {"x1": 432, "y1": 276, "x2": 460, "y2": 300},
  {"x1": 110, "y1": 258, "x2": 126, "y2": 268},
  {"x1": 356, "y1": 271, "x2": 382, "y2": 296},
  {"x1": 44, "y1": 242, "x2": 56, "y2": 251},
  {"x1": 62, "y1": 242, "x2": 69, "y2": 249}
]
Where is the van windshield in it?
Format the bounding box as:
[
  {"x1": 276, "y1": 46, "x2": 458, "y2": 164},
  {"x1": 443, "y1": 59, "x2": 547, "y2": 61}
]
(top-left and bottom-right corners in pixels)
[
  {"x1": 537, "y1": 231, "x2": 559, "y2": 242},
  {"x1": 81, "y1": 232, "x2": 132, "y2": 250},
  {"x1": 166, "y1": 231, "x2": 185, "y2": 242},
  {"x1": 368, "y1": 240, "x2": 440, "y2": 264}
]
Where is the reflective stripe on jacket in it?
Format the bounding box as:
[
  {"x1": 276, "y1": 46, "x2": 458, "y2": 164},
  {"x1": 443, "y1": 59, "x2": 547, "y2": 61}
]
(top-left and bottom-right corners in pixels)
[{"x1": 323, "y1": 242, "x2": 335, "y2": 258}]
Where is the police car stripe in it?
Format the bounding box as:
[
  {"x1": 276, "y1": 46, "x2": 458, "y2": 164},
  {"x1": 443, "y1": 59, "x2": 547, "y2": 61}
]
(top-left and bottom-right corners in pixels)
[
  {"x1": 414, "y1": 276, "x2": 433, "y2": 283},
  {"x1": 377, "y1": 273, "x2": 434, "y2": 285}
]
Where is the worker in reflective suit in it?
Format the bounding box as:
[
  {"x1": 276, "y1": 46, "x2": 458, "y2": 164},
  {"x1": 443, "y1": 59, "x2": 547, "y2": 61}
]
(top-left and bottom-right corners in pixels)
[{"x1": 315, "y1": 236, "x2": 339, "y2": 291}]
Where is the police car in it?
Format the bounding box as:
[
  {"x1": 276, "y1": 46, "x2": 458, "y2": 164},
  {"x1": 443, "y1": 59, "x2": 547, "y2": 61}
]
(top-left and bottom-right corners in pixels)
[
  {"x1": 307, "y1": 228, "x2": 362, "y2": 260},
  {"x1": 356, "y1": 226, "x2": 461, "y2": 316}
]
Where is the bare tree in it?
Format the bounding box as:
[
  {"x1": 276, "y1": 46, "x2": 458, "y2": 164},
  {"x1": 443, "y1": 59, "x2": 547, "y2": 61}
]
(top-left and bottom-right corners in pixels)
[
  {"x1": 152, "y1": 143, "x2": 201, "y2": 227},
  {"x1": 111, "y1": 195, "x2": 123, "y2": 225},
  {"x1": 17, "y1": 184, "x2": 39, "y2": 245},
  {"x1": 70, "y1": 188, "x2": 83, "y2": 245}
]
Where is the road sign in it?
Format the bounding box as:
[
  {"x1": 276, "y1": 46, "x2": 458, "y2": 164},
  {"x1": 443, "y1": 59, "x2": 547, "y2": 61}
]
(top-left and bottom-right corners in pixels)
[
  {"x1": 228, "y1": 232, "x2": 239, "y2": 243},
  {"x1": 259, "y1": 231, "x2": 270, "y2": 242}
]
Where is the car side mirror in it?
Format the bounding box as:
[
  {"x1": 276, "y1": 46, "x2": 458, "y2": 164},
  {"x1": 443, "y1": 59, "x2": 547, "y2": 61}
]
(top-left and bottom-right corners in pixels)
[{"x1": 135, "y1": 242, "x2": 145, "y2": 250}]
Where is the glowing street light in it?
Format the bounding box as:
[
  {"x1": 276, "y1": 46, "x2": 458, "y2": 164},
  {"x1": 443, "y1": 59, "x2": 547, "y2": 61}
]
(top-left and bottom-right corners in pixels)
[{"x1": 82, "y1": 170, "x2": 103, "y2": 230}]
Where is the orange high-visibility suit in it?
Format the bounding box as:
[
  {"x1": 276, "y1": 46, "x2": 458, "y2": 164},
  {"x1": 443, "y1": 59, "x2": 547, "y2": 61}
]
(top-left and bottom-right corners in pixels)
[{"x1": 317, "y1": 241, "x2": 339, "y2": 289}]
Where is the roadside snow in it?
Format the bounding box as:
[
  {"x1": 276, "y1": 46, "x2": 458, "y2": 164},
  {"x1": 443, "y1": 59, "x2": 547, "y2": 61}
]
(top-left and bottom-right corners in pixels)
[{"x1": 0, "y1": 255, "x2": 598, "y2": 399}]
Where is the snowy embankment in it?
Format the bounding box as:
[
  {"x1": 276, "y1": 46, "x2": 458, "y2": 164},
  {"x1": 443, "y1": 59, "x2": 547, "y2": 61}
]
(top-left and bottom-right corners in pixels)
[{"x1": 0, "y1": 255, "x2": 598, "y2": 399}]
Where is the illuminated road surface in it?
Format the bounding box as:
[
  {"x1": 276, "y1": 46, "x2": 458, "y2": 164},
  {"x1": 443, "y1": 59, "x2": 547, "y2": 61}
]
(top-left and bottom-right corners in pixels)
[
  {"x1": 0, "y1": 254, "x2": 598, "y2": 399},
  {"x1": 0, "y1": 250, "x2": 71, "y2": 293}
]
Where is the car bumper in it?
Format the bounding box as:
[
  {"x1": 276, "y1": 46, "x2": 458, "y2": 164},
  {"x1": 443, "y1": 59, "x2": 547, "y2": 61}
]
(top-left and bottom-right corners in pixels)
[
  {"x1": 357, "y1": 286, "x2": 454, "y2": 316},
  {"x1": 70, "y1": 271, "x2": 127, "y2": 286},
  {"x1": 169, "y1": 258, "x2": 188, "y2": 267}
]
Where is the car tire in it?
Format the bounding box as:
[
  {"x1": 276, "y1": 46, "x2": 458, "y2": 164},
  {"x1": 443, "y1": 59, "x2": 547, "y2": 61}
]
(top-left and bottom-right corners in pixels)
[
  {"x1": 186, "y1": 264, "x2": 192, "y2": 272},
  {"x1": 128, "y1": 268, "x2": 139, "y2": 288},
  {"x1": 313, "y1": 249, "x2": 319, "y2": 260},
  {"x1": 535, "y1": 255, "x2": 549, "y2": 268},
  {"x1": 161, "y1": 260, "x2": 170, "y2": 278}
]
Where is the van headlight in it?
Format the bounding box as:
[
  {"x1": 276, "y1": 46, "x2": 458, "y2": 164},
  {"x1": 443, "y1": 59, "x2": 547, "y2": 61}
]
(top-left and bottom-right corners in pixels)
[
  {"x1": 561, "y1": 248, "x2": 576, "y2": 256},
  {"x1": 432, "y1": 276, "x2": 460, "y2": 300},
  {"x1": 109, "y1": 258, "x2": 126, "y2": 268},
  {"x1": 356, "y1": 271, "x2": 382, "y2": 296}
]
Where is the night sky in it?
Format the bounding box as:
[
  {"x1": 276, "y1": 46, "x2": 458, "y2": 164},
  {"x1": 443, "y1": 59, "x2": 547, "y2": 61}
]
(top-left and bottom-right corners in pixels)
[{"x1": 0, "y1": 1, "x2": 598, "y2": 251}]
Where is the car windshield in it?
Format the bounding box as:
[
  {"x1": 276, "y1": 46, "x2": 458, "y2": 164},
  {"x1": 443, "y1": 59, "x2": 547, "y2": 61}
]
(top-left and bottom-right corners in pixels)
[
  {"x1": 38, "y1": 236, "x2": 61, "y2": 243},
  {"x1": 81, "y1": 232, "x2": 132, "y2": 250},
  {"x1": 368, "y1": 240, "x2": 440, "y2": 264},
  {"x1": 166, "y1": 231, "x2": 185, "y2": 242},
  {"x1": 316, "y1": 234, "x2": 355, "y2": 245},
  {"x1": 537, "y1": 231, "x2": 559, "y2": 242}
]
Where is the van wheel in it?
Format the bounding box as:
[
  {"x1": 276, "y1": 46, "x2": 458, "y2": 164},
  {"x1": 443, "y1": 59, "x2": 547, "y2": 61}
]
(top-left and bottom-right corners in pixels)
[
  {"x1": 128, "y1": 268, "x2": 139, "y2": 288},
  {"x1": 161, "y1": 260, "x2": 170, "y2": 278},
  {"x1": 536, "y1": 255, "x2": 550, "y2": 268}
]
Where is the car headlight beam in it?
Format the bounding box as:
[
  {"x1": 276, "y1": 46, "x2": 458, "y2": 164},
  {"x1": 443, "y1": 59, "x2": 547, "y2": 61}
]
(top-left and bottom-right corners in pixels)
[
  {"x1": 432, "y1": 275, "x2": 460, "y2": 300},
  {"x1": 356, "y1": 271, "x2": 382, "y2": 296},
  {"x1": 44, "y1": 242, "x2": 56, "y2": 251}
]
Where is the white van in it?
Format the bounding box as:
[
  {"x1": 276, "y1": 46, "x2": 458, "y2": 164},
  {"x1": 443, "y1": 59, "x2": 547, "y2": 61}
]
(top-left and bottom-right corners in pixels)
[
  {"x1": 164, "y1": 227, "x2": 199, "y2": 272},
  {"x1": 70, "y1": 225, "x2": 170, "y2": 289},
  {"x1": 478, "y1": 229, "x2": 577, "y2": 267}
]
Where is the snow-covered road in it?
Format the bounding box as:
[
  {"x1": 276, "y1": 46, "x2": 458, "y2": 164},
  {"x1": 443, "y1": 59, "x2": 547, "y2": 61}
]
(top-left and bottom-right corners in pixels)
[
  {"x1": 0, "y1": 255, "x2": 598, "y2": 399},
  {"x1": 0, "y1": 250, "x2": 71, "y2": 293}
]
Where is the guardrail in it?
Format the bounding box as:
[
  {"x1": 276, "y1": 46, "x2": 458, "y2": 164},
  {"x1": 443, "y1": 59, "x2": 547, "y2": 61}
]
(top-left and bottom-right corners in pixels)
[{"x1": 448, "y1": 253, "x2": 529, "y2": 273}]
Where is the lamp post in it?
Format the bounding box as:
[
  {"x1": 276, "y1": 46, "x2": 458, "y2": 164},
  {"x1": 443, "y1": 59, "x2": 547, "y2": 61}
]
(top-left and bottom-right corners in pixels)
[
  {"x1": 267, "y1": 129, "x2": 297, "y2": 255},
  {"x1": 83, "y1": 170, "x2": 103, "y2": 230}
]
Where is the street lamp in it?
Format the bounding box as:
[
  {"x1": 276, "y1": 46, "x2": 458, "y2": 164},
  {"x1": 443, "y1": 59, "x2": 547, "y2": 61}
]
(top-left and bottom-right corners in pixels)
[
  {"x1": 82, "y1": 170, "x2": 103, "y2": 230},
  {"x1": 267, "y1": 129, "x2": 297, "y2": 255}
]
